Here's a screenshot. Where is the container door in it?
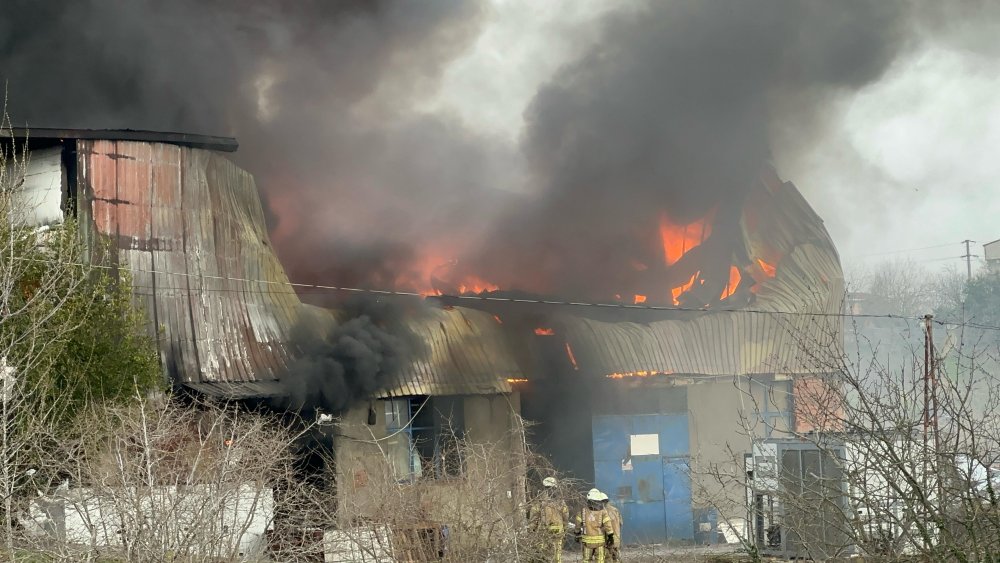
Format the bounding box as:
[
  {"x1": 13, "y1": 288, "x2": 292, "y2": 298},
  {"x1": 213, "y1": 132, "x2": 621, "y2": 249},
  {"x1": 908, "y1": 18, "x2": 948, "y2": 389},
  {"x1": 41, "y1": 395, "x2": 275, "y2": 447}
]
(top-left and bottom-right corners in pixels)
[{"x1": 593, "y1": 413, "x2": 692, "y2": 544}]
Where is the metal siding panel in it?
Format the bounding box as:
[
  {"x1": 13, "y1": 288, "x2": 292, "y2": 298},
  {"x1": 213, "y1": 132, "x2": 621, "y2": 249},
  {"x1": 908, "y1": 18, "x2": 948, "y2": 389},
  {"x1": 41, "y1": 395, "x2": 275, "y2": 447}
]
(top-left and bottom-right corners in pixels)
[
  {"x1": 632, "y1": 456, "x2": 665, "y2": 503},
  {"x1": 115, "y1": 142, "x2": 153, "y2": 242},
  {"x1": 622, "y1": 501, "x2": 668, "y2": 546},
  {"x1": 662, "y1": 459, "x2": 694, "y2": 541},
  {"x1": 211, "y1": 200, "x2": 249, "y2": 382},
  {"x1": 592, "y1": 416, "x2": 630, "y2": 463},
  {"x1": 88, "y1": 140, "x2": 119, "y2": 237},
  {"x1": 182, "y1": 158, "x2": 216, "y2": 381},
  {"x1": 657, "y1": 414, "x2": 690, "y2": 458}
]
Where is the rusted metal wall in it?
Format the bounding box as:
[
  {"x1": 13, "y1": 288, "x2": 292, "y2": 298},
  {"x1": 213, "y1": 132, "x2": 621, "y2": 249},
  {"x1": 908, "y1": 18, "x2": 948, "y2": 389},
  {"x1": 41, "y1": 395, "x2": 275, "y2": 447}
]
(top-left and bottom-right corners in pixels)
[{"x1": 77, "y1": 139, "x2": 306, "y2": 387}]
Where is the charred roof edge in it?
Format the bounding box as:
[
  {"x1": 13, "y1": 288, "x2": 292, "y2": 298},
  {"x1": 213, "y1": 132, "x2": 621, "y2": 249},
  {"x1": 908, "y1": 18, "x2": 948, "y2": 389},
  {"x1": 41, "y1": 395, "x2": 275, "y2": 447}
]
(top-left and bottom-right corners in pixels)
[{"x1": 1, "y1": 127, "x2": 238, "y2": 152}]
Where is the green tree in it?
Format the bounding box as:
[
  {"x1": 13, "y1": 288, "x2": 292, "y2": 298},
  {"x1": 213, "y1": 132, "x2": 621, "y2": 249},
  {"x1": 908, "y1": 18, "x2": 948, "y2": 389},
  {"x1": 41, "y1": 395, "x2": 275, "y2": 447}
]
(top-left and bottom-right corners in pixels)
[{"x1": 0, "y1": 122, "x2": 163, "y2": 549}]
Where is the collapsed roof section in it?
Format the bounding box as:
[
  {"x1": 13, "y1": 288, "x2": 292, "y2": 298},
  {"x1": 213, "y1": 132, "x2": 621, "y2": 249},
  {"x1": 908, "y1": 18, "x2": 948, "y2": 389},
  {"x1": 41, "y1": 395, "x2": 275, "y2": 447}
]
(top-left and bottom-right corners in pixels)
[{"x1": 554, "y1": 172, "x2": 845, "y2": 378}]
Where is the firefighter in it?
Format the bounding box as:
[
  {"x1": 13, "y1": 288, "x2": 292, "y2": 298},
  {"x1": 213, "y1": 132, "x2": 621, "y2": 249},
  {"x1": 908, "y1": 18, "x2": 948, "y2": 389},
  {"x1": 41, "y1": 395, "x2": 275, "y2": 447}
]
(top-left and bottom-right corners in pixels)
[
  {"x1": 575, "y1": 488, "x2": 614, "y2": 563},
  {"x1": 600, "y1": 492, "x2": 623, "y2": 562},
  {"x1": 528, "y1": 476, "x2": 569, "y2": 562}
]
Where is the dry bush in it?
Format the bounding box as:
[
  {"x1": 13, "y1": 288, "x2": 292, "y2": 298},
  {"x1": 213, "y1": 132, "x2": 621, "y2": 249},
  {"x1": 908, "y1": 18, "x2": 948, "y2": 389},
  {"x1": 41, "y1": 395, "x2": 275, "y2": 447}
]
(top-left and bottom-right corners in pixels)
[
  {"x1": 694, "y1": 313, "x2": 1000, "y2": 562},
  {"x1": 330, "y1": 413, "x2": 577, "y2": 562},
  {"x1": 16, "y1": 396, "x2": 321, "y2": 562}
]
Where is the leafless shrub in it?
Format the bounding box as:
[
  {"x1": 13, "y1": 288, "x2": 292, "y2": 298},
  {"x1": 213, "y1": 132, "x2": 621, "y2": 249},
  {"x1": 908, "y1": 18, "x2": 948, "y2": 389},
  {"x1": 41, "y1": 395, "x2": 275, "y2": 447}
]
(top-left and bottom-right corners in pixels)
[
  {"x1": 15, "y1": 396, "x2": 321, "y2": 562},
  {"x1": 330, "y1": 411, "x2": 577, "y2": 562},
  {"x1": 694, "y1": 311, "x2": 1000, "y2": 562}
]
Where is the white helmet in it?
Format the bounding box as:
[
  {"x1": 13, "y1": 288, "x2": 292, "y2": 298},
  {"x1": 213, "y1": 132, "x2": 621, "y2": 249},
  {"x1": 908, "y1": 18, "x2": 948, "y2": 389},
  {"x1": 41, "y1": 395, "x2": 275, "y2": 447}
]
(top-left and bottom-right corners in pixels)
[
  {"x1": 542, "y1": 477, "x2": 557, "y2": 488},
  {"x1": 586, "y1": 488, "x2": 603, "y2": 501},
  {"x1": 598, "y1": 492, "x2": 609, "y2": 501}
]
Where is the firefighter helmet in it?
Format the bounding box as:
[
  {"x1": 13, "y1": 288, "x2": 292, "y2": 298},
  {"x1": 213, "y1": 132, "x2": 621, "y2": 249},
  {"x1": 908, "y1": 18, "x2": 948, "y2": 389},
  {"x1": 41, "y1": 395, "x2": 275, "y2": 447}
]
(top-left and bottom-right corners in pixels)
[
  {"x1": 542, "y1": 477, "x2": 557, "y2": 488},
  {"x1": 598, "y1": 491, "x2": 609, "y2": 501},
  {"x1": 586, "y1": 488, "x2": 603, "y2": 501}
]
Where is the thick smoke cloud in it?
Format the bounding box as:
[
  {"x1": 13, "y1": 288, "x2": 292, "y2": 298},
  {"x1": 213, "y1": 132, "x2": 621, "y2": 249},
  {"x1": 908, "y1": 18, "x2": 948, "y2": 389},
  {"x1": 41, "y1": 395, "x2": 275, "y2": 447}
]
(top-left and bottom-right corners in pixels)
[
  {"x1": 464, "y1": 0, "x2": 914, "y2": 299},
  {"x1": 1, "y1": 0, "x2": 977, "y2": 408},
  {"x1": 0, "y1": 0, "x2": 511, "y2": 293},
  {"x1": 277, "y1": 298, "x2": 427, "y2": 414}
]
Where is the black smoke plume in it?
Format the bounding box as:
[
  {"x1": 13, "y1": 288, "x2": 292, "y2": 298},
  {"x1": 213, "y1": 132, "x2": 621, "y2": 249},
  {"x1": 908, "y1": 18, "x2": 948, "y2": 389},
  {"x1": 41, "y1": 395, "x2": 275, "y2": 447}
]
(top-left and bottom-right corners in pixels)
[
  {"x1": 276, "y1": 297, "x2": 428, "y2": 415},
  {"x1": 2, "y1": 0, "x2": 980, "y2": 302},
  {"x1": 0, "y1": 0, "x2": 508, "y2": 291},
  {"x1": 463, "y1": 0, "x2": 916, "y2": 300}
]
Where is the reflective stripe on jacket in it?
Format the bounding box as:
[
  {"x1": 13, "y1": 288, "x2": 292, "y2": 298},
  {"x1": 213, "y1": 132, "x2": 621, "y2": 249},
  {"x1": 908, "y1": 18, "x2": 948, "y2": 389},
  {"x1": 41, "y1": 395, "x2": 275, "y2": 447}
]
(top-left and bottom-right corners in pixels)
[{"x1": 576, "y1": 506, "x2": 612, "y2": 544}]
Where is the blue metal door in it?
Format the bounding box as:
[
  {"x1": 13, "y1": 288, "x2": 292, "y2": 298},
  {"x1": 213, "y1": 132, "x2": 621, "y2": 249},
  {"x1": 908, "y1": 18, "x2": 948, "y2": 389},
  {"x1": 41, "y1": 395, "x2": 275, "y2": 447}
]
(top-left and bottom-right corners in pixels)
[
  {"x1": 663, "y1": 458, "x2": 694, "y2": 540},
  {"x1": 592, "y1": 414, "x2": 693, "y2": 544}
]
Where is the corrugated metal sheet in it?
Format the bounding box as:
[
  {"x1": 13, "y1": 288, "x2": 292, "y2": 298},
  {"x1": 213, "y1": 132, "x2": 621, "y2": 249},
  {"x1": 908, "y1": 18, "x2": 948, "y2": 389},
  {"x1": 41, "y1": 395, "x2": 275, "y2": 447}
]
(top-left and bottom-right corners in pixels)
[
  {"x1": 376, "y1": 306, "x2": 517, "y2": 397},
  {"x1": 75, "y1": 139, "x2": 517, "y2": 399},
  {"x1": 77, "y1": 139, "x2": 304, "y2": 386},
  {"x1": 13, "y1": 146, "x2": 64, "y2": 228},
  {"x1": 559, "y1": 174, "x2": 844, "y2": 378}
]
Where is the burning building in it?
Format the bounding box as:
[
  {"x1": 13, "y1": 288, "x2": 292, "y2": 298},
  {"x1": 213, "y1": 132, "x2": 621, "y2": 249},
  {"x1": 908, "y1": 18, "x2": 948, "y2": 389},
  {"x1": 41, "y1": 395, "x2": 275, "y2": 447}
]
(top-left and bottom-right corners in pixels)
[
  {"x1": 5, "y1": 128, "x2": 528, "y2": 550},
  {"x1": 426, "y1": 163, "x2": 844, "y2": 545},
  {"x1": 7, "y1": 126, "x2": 842, "y2": 546}
]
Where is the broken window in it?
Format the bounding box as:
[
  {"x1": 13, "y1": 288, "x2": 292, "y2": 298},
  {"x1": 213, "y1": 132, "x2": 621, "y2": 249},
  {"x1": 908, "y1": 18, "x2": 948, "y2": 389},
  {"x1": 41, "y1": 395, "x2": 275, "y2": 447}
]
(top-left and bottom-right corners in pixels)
[{"x1": 383, "y1": 396, "x2": 466, "y2": 481}]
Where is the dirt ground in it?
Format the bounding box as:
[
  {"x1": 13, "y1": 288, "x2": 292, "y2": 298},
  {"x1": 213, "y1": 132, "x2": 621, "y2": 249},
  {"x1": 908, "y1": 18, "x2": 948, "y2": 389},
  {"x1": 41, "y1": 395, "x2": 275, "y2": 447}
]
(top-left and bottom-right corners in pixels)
[{"x1": 558, "y1": 543, "x2": 750, "y2": 562}]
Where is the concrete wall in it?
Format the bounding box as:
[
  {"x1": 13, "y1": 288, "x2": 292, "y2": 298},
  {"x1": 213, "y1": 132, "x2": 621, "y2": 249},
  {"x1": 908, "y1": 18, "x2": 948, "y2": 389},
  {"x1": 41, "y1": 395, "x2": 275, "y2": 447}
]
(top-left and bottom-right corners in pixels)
[
  {"x1": 332, "y1": 393, "x2": 525, "y2": 547},
  {"x1": 687, "y1": 375, "x2": 791, "y2": 522}
]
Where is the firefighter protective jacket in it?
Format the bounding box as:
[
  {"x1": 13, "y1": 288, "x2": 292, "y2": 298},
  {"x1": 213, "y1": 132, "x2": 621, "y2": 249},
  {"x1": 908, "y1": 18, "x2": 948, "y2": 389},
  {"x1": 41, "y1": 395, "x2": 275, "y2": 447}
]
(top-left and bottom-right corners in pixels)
[
  {"x1": 605, "y1": 503, "x2": 622, "y2": 540},
  {"x1": 576, "y1": 507, "x2": 613, "y2": 545},
  {"x1": 530, "y1": 498, "x2": 569, "y2": 532}
]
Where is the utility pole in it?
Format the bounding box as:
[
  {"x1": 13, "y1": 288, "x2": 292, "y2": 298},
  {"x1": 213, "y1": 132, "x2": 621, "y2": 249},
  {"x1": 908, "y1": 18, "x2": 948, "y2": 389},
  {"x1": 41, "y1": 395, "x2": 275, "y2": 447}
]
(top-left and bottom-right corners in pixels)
[
  {"x1": 962, "y1": 240, "x2": 978, "y2": 281},
  {"x1": 923, "y1": 314, "x2": 941, "y2": 532}
]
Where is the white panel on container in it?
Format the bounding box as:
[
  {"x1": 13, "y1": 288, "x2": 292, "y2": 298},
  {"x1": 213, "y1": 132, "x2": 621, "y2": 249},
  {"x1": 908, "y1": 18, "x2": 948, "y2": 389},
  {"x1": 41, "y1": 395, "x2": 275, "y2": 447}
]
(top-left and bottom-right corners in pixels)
[
  {"x1": 630, "y1": 434, "x2": 660, "y2": 456},
  {"x1": 10, "y1": 146, "x2": 64, "y2": 227}
]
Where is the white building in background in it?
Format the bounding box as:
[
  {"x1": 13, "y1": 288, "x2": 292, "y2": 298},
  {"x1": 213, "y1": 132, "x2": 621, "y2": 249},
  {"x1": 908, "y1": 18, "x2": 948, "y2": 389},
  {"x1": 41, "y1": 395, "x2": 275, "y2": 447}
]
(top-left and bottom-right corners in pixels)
[{"x1": 985, "y1": 239, "x2": 1000, "y2": 273}]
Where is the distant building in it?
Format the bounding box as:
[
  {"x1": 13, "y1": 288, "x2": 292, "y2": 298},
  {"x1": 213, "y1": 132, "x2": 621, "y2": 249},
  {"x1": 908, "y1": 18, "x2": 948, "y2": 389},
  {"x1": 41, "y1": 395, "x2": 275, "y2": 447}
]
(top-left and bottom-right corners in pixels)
[{"x1": 985, "y1": 239, "x2": 1000, "y2": 273}]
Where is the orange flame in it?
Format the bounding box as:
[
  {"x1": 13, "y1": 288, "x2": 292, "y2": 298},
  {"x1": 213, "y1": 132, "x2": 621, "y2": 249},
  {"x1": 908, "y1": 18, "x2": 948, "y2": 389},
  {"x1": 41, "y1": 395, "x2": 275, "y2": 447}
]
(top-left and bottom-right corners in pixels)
[
  {"x1": 565, "y1": 342, "x2": 579, "y2": 370},
  {"x1": 756, "y1": 258, "x2": 777, "y2": 278},
  {"x1": 606, "y1": 370, "x2": 673, "y2": 379},
  {"x1": 456, "y1": 275, "x2": 500, "y2": 295},
  {"x1": 671, "y1": 271, "x2": 699, "y2": 306},
  {"x1": 720, "y1": 266, "x2": 742, "y2": 300},
  {"x1": 506, "y1": 378, "x2": 529, "y2": 384},
  {"x1": 633, "y1": 294, "x2": 647, "y2": 304},
  {"x1": 659, "y1": 213, "x2": 713, "y2": 266},
  {"x1": 534, "y1": 328, "x2": 555, "y2": 336}
]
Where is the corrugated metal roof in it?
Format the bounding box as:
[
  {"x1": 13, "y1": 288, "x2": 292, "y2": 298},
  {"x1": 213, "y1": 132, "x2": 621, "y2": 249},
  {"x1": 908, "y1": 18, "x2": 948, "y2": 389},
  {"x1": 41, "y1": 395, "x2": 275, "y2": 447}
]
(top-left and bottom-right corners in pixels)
[
  {"x1": 380, "y1": 306, "x2": 518, "y2": 397},
  {"x1": 557, "y1": 174, "x2": 844, "y2": 378},
  {"x1": 183, "y1": 380, "x2": 287, "y2": 399}
]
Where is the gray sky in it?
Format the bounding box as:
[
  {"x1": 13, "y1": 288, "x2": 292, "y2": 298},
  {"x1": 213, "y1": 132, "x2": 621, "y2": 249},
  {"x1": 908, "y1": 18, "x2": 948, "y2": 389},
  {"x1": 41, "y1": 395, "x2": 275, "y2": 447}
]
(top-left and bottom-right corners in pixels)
[
  {"x1": 429, "y1": 0, "x2": 1000, "y2": 276},
  {"x1": 781, "y1": 42, "x2": 1000, "y2": 275}
]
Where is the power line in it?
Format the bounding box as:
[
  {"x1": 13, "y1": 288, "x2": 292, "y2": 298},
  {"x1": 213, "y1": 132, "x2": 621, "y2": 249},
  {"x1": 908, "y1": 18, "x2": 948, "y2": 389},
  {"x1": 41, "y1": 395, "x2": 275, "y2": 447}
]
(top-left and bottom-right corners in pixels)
[
  {"x1": 15, "y1": 255, "x2": 1000, "y2": 333},
  {"x1": 915, "y1": 256, "x2": 962, "y2": 264},
  {"x1": 859, "y1": 242, "x2": 960, "y2": 258}
]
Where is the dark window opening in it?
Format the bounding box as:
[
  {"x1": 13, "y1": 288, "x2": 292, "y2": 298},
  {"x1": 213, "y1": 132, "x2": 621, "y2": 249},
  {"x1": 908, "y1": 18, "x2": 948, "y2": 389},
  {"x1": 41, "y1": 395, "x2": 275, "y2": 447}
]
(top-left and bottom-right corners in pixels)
[{"x1": 384, "y1": 396, "x2": 467, "y2": 480}]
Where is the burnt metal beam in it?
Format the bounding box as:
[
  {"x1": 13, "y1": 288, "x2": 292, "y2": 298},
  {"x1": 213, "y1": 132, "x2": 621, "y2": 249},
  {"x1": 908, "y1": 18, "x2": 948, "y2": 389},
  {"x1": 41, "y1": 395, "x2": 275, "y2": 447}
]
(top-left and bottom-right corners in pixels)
[{"x1": 1, "y1": 127, "x2": 238, "y2": 152}]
